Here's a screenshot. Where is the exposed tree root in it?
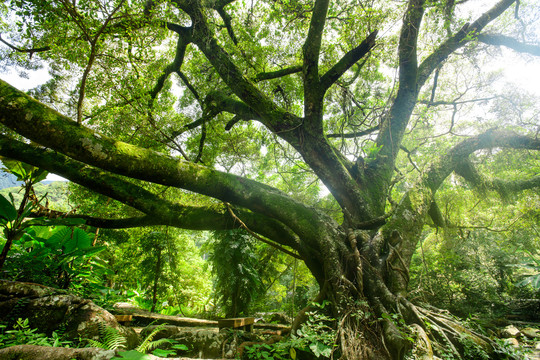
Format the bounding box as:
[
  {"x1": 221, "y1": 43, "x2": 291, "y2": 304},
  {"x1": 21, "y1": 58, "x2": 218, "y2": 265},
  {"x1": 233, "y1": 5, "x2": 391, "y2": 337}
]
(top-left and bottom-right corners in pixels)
[
  {"x1": 333, "y1": 297, "x2": 508, "y2": 360},
  {"x1": 334, "y1": 310, "x2": 381, "y2": 360}
]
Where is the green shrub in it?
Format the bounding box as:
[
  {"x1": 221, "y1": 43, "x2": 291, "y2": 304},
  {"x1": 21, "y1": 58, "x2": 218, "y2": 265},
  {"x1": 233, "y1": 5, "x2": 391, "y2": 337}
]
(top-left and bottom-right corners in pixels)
[{"x1": 0, "y1": 318, "x2": 73, "y2": 348}]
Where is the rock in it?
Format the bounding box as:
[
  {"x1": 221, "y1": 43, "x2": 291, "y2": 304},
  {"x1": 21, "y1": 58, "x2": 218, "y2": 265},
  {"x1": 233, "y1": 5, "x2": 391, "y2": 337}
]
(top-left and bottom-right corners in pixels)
[
  {"x1": 140, "y1": 326, "x2": 255, "y2": 359},
  {"x1": 0, "y1": 280, "x2": 139, "y2": 348},
  {"x1": 0, "y1": 344, "x2": 116, "y2": 360},
  {"x1": 501, "y1": 325, "x2": 521, "y2": 338},
  {"x1": 503, "y1": 338, "x2": 520, "y2": 347},
  {"x1": 522, "y1": 327, "x2": 540, "y2": 339},
  {"x1": 173, "y1": 328, "x2": 224, "y2": 358},
  {"x1": 140, "y1": 324, "x2": 184, "y2": 340},
  {"x1": 535, "y1": 341, "x2": 540, "y2": 350}
]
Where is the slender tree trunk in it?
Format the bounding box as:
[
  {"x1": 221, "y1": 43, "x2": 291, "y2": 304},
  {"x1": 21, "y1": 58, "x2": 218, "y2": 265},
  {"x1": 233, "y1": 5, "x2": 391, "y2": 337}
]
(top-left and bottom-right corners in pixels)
[
  {"x1": 0, "y1": 183, "x2": 32, "y2": 271},
  {"x1": 0, "y1": 234, "x2": 15, "y2": 270},
  {"x1": 151, "y1": 248, "x2": 162, "y2": 313}
]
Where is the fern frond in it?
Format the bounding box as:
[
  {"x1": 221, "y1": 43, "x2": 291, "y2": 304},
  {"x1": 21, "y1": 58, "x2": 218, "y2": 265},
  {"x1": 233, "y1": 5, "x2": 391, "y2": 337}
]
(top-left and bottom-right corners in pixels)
[
  {"x1": 144, "y1": 338, "x2": 172, "y2": 352},
  {"x1": 85, "y1": 323, "x2": 127, "y2": 350},
  {"x1": 101, "y1": 326, "x2": 127, "y2": 350},
  {"x1": 136, "y1": 324, "x2": 167, "y2": 353},
  {"x1": 85, "y1": 338, "x2": 107, "y2": 349}
]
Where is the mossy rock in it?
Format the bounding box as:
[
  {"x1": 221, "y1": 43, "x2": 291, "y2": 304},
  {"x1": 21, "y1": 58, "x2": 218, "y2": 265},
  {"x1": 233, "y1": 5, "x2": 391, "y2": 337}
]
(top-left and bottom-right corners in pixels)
[
  {"x1": 0, "y1": 280, "x2": 139, "y2": 348},
  {"x1": 0, "y1": 344, "x2": 116, "y2": 360}
]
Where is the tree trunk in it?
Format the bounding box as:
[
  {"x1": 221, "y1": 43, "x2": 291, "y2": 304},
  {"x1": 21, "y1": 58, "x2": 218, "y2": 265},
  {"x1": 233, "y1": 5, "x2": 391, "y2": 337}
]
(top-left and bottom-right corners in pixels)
[
  {"x1": 298, "y1": 228, "x2": 495, "y2": 360},
  {"x1": 0, "y1": 234, "x2": 15, "y2": 270},
  {"x1": 151, "y1": 247, "x2": 162, "y2": 313}
]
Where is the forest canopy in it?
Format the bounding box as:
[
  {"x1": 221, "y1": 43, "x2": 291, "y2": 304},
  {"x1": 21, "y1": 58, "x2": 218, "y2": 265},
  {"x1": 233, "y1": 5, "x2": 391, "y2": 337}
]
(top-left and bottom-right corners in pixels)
[{"x1": 0, "y1": 0, "x2": 539, "y2": 359}]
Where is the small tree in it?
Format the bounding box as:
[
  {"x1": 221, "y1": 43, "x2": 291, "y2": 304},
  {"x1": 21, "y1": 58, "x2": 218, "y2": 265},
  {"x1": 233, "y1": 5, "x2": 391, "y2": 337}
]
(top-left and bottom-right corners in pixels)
[{"x1": 208, "y1": 230, "x2": 264, "y2": 317}]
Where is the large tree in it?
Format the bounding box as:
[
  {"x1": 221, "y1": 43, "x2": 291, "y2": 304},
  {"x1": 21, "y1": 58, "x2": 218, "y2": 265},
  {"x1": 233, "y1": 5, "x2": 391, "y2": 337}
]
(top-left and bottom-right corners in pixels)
[{"x1": 1, "y1": 0, "x2": 539, "y2": 358}]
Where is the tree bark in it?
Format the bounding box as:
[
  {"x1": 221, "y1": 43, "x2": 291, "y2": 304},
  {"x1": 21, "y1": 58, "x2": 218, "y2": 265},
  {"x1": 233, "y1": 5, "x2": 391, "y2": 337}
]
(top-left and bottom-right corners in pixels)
[{"x1": 151, "y1": 247, "x2": 162, "y2": 313}]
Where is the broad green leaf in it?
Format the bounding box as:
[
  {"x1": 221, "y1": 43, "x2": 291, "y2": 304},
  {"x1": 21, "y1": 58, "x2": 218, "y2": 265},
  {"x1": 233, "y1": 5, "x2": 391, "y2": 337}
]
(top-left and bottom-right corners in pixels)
[
  {"x1": 0, "y1": 194, "x2": 17, "y2": 222},
  {"x1": 172, "y1": 343, "x2": 189, "y2": 351},
  {"x1": 151, "y1": 349, "x2": 175, "y2": 357},
  {"x1": 45, "y1": 227, "x2": 72, "y2": 249},
  {"x1": 2, "y1": 159, "x2": 48, "y2": 183},
  {"x1": 63, "y1": 228, "x2": 92, "y2": 252},
  {"x1": 2, "y1": 159, "x2": 31, "y2": 180},
  {"x1": 82, "y1": 246, "x2": 107, "y2": 257},
  {"x1": 290, "y1": 347, "x2": 297, "y2": 360},
  {"x1": 31, "y1": 168, "x2": 48, "y2": 183},
  {"x1": 517, "y1": 274, "x2": 540, "y2": 289},
  {"x1": 46, "y1": 226, "x2": 91, "y2": 253}
]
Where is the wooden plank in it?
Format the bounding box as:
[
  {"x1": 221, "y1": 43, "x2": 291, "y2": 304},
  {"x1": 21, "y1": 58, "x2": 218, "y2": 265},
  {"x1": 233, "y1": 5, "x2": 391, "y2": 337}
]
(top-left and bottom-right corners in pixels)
[
  {"x1": 114, "y1": 314, "x2": 133, "y2": 325},
  {"x1": 114, "y1": 315, "x2": 133, "y2": 322},
  {"x1": 123, "y1": 314, "x2": 219, "y2": 327},
  {"x1": 218, "y1": 317, "x2": 255, "y2": 331}
]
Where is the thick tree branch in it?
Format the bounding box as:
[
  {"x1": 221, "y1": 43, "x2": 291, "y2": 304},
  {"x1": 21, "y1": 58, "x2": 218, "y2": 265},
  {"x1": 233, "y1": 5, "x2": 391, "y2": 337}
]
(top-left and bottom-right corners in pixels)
[
  {"x1": 476, "y1": 33, "x2": 540, "y2": 56},
  {"x1": 327, "y1": 126, "x2": 379, "y2": 139},
  {"x1": 177, "y1": 1, "x2": 302, "y2": 138},
  {"x1": 381, "y1": 129, "x2": 540, "y2": 285},
  {"x1": 373, "y1": 0, "x2": 517, "y2": 198},
  {"x1": 301, "y1": 0, "x2": 329, "y2": 131},
  {"x1": 424, "y1": 129, "x2": 540, "y2": 192},
  {"x1": 0, "y1": 34, "x2": 50, "y2": 56},
  {"x1": 455, "y1": 158, "x2": 540, "y2": 197},
  {"x1": 320, "y1": 31, "x2": 378, "y2": 93},
  {"x1": 428, "y1": 201, "x2": 447, "y2": 228},
  {"x1": 302, "y1": 0, "x2": 329, "y2": 88},
  {"x1": 418, "y1": 0, "x2": 517, "y2": 88},
  {"x1": 225, "y1": 115, "x2": 244, "y2": 130},
  {"x1": 195, "y1": 120, "x2": 206, "y2": 163},
  {"x1": 372, "y1": 0, "x2": 425, "y2": 179},
  {"x1": 0, "y1": 135, "x2": 189, "y2": 217},
  {"x1": 63, "y1": 214, "x2": 161, "y2": 229},
  {"x1": 204, "y1": 91, "x2": 260, "y2": 120},
  {"x1": 174, "y1": 0, "x2": 379, "y2": 225},
  {"x1": 0, "y1": 79, "x2": 326, "y2": 242},
  {"x1": 0, "y1": 134, "x2": 301, "y2": 248},
  {"x1": 171, "y1": 91, "x2": 259, "y2": 137},
  {"x1": 150, "y1": 34, "x2": 191, "y2": 102},
  {"x1": 254, "y1": 65, "x2": 302, "y2": 82},
  {"x1": 216, "y1": 7, "x2": 238, "y2": 45}
]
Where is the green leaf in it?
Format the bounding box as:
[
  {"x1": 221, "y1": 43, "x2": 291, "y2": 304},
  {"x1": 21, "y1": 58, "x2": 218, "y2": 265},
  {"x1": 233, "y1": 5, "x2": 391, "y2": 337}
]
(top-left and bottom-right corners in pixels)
[
  {"x1": 82, "y1": 245, "x2": 107, "y2": 257},
  {"x1": 290, "y1": 347, "x2": 297, "y2": 360},
  {"x1": 151, "y1": 348, "x2": 175, "y2": 357},
  {"x1": 45, "y1": 227, "x2": 71, "y2": 249},
  {"x1": 0, "y1": 194, "x2": 17, "y2": 222},
  {"x1": 66, "y1": 228, "x2": 92, "y2": 252},
  {"x1": 2, "y1": 159, "x2": 48, "y2": 184},
  {"x1": 31, "y1": 168, "x2": 48, "y2": 183},
  {"x1": 517, "y1": 274, "x2": 540, "y2": 289},
  {"x1": 172, "y1": 343, "x2": 189, "y2": 351},
  {"x1": 46, "y1": 227, "x2": 92, "y2": 253},
  {"x1": 309, "y1": 342, "x2": 332, "y2": 358},
  {"x1": 2, "y1": 159, "x2": 31, "y2": 180}
]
